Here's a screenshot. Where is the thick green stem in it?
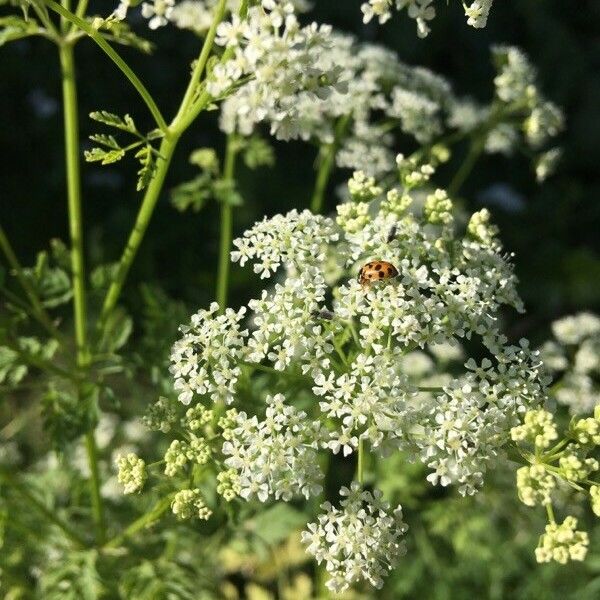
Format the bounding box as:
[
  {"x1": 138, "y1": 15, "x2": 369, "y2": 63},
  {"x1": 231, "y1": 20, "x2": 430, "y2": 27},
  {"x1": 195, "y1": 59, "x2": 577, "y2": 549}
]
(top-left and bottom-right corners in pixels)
[
  {"x1": 103, "y1": 494, "x2": 175, "y2": 549},
  {"x1": 310, "y1": 115, "x2": 350, "y2": 214},
  {"x1": 60, "y1": 43, "x2": 88, "y2": 366},
  {"x1": 216, "y1": 135, "x2": 239, "y2": 311},
  {"x1": 59, "y1": 41, "x2": 105, "y2": 544},
  {"x1": 98, "y1": 135, "x2": 178, "y2": 328},
  {"x1": 172, "y1": 0, "x2": 228, "y2": 126},
  {"x1": 98, "y1": 0, "x2": 231, "y2": 324},
  {"x1": 45, "y1": 0, "x2": 168, "y2": 132}
]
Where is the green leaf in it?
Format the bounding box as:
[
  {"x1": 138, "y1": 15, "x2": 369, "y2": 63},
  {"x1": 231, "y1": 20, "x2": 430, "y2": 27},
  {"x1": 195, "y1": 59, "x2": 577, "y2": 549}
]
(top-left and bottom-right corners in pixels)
[
  {"x1": 170, "y1": 173, "x2": 214, "y2": 213},
  {"x1": 214, "y1": 179, "x2": 243, "y2": 207},
  {"x1": 90, "y1": 263, "x2": 119, "y2": 291},
  {"x1": 38, "y1": 550, "x2": 104, "y2": 600},
  {"x1": 95, "y1": 16, "x2": 154, "y2": 54},
  {"x1": 243, "y1": 135, "x2": 275, "y2": 170},
  {"x1": 23, "y1": 248, "x2": 72, "y2": 308},
  {"x1": 84, "y1": 147, "x2": 126, "y2": 165},
  {"x1": 243, "y1": 504, "x2": 306, "y2": 546},
  {"x1": 189, "y1": 148, "x2": 219, "y2": 174},
  {"x1": 135, "y1": 145, "x2": 156, "y2": 191},
  {"x1": 146, "y1": 128, "x2": 164, "y2": 141},
  {"x1": 97, "y1": 307, "x2": 132, "y2": 353},
  {"x1": 0, "y1": 345, "x2": 25, "y2": 386},
  {"x1": 88, "y1": 133, "x2": 121, "y2": 150},
  {"x1": 89, "y1": 110, "x2": 138, "y2": 134},
  {"x1": 0, "y1": 15, "x2": 40, "y2": 47},
  {"x1": 49, "y1": 238, "x2": 71, "y2": 271}
]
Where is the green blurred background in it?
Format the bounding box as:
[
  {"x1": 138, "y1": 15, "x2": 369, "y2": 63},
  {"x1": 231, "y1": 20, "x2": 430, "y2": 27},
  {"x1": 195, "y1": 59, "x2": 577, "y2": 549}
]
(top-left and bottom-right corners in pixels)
[{"x1": 1, "y1": 1, "x2": 600, "y2": 597}]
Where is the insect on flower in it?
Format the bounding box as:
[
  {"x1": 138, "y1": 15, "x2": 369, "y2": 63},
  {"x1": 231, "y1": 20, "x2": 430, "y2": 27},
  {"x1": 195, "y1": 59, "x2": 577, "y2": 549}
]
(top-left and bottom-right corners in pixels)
[
  {"x1": 358, "y1": 260, "x2": 399, "y2": 287},
  {"x1": 386, "y1": 224, "x2": 398, "y2": 243}
]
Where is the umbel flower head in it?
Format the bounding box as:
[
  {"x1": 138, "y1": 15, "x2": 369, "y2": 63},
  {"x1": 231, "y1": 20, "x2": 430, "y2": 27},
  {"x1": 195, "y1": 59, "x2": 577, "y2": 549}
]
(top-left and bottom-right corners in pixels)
[
  {"x1": 171, "y1": 168, "x2": 547, "y2": 498},
  {"x1": 168, "y1": 168, "x2": 553, "y2": 588},
  {"x1": 302, "y1": 482, "x2": 408, "y2": 593}
]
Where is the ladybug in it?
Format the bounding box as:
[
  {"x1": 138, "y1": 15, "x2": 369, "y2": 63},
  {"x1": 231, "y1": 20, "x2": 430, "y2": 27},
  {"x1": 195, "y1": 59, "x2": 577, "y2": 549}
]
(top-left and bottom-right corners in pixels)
[{"x1": 358, "y1": 260, "x2": 399, "y2": 287}]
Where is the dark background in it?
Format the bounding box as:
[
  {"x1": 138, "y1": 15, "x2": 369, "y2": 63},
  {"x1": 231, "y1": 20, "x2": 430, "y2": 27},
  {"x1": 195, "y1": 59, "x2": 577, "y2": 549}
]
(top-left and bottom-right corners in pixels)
[{"x1": 1, "y1": 0, "x2": 599, "y2": 340}]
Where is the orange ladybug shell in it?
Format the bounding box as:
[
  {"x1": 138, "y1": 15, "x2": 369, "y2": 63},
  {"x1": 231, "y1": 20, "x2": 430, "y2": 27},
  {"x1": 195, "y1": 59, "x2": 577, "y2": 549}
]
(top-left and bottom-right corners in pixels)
[{"x1": 358, "y1": 260, "x2": 399, "y2": 286}]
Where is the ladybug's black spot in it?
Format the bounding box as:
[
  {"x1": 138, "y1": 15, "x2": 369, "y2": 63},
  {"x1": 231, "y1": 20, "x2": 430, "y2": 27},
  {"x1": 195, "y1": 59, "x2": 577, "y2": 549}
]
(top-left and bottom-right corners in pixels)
[
  {"x1": 378, "y1": 271, "x2": 385, "y2": 278},
  {"x1": 375, "y1": 264, "x2": 382, "y2": 271}
]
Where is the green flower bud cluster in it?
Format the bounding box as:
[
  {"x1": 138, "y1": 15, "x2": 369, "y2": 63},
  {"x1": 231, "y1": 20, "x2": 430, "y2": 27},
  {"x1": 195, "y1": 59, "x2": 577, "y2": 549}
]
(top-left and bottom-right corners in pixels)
[
  {"x1": 216, "y1": 469, "x2": 242, "y2": 502},
  {"x1": 336, "y1": 201, "x2": 370, "y2": 234},
  {"x1": 571, "y1": 415, "x2": 600, "y2": 446},
  {"x1": 116, "y1": 453, "x2": 147, "y2": 494},
  {"x1": 184, "y1": 404, "x2": 213, "y2": 432},
  {"x1": 396, "y1": 154, "x2": 434, "y2": 188},
  {"x1": 143, "y1": 396, "x2": 178, "y2": 433},
  {"x1": 218, "y1": 409, "x2": 239, "y2": 441},
  {"x1": 424, "y1": 189, "x2": 453, "y2": 225},
  {"x1": 516, "y1": 465, "x2": 554, "y2": 507},
  {"x1": 467, "y1": 209, "x2": 498, "y2": 246},
  {"x1": 535, "y1": 516, "x2": 589, "y2": 564},
  {"x1": 171, "y1": 489, "x2": 212, "y2": 521},
  {"x1": 164, "y1": 436, "x2": 211, "y2": 477},
  {"x1": 591, "y1": 486, "x2": 600, "y2": 517},
  {"x1": 558, "y1": 450, "x2": 598, "y2": 482},
  {"x1": 347, "y1": 171, "x2": 382, "y2": 201},
  {"x1": 510, "y1": 409, "x2": 557, "y2": 449},
  {"x1": 382, "y1": 188, "x2": 413, "y2": 216}
]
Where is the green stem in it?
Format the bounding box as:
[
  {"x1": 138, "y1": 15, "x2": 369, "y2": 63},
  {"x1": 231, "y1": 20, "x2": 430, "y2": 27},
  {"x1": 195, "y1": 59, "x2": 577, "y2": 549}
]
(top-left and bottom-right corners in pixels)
[
  {"x1": 60, "y1": 43, "x2": 88, "y2": 366},
  {"x1": 103, "y1": 494, "x2": 175, "y2": 549},
  {"x1": 216, "y1": 135, "x2": 239, "y2": 312},
  {"x1": 98, "y1": 0, "x2": 232, "y2": 324},
  {"x1": 98, "y1": 135, "x2": 178, "y2": 328},
  {"x1": 59, "y1": 41, "x2": 105, "y2": 545},
  {"x1": 0, "y1": 225, "x2": 62, "y2": 341},
  {"x1": 545, "y1": 502, "x2": 556, "y2": 524},
  {"x1": 0, "y1": 471, "x2": 88, "y2": 547},
  {"x1": 45, "y1": 0, "x2": 168, "y2": 132},
  {"x1": 172, "y1": 0, "x2": 228, "y2": 126},
  {"x1": 84, "y1": 430, "x2": 105, "y2": 544},
  {"x1": 310, "y1": 115, "x2": 351, "y2": 214},
  {"x1": 447, "y1": 137, "x2": 485, "y2": 197}
]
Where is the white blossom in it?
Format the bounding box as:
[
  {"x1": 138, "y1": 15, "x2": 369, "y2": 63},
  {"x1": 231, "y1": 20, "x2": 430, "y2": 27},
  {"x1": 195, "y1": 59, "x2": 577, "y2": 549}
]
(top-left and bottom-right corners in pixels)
[
  {"x1": 221, "y1": 394, "x2": 325, "y2": 501},
  {"x1": 302, "y1": 483, "x2": 408, "y2": 592}
]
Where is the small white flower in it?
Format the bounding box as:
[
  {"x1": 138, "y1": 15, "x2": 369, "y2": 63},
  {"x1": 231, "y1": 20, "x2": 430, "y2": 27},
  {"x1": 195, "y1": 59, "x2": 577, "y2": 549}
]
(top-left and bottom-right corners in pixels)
[{"x1": 141, "y1": 0, "x2": 175, "y2": 30}]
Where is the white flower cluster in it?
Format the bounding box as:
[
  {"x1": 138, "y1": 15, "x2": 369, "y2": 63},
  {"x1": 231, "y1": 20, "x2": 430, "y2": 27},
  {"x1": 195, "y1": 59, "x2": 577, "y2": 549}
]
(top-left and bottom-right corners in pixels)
[
  {"x1": 231, "y1": 208, "x2": 338, "y2": 278},
  {"x1": 302, "y1": 482, "x2": 408, "y2": 593},
  {"x1": 539, "y1": 312, "x2": 600, "y2": 414},
  {"x1": 487, "y1": 46, "x2": 564, "y2": 160},
  {"x1": 173, "y1": 171, "x2": 542, "y2": 502},
  {"x1": 207, "y1": 2, "x2": 344, "y2": 140},
  {"x1": 222, "y1": 32, "x2": 457, "y2": 176},
  {"x1": 421, "y1": 342, "x2": 549, "y2": 495},
  {"x1": 361, "y1": 0, "x2": 493, "y2": 38},
  {"x1": 170, "y1": 302, "x2": 248, "y2": 405},
  {"x1": 166, "y1": 168, "x2": 564, "y2": 586},
  {"x1": 221, "y1": 394, "x2": 325, "y2": 501}
]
